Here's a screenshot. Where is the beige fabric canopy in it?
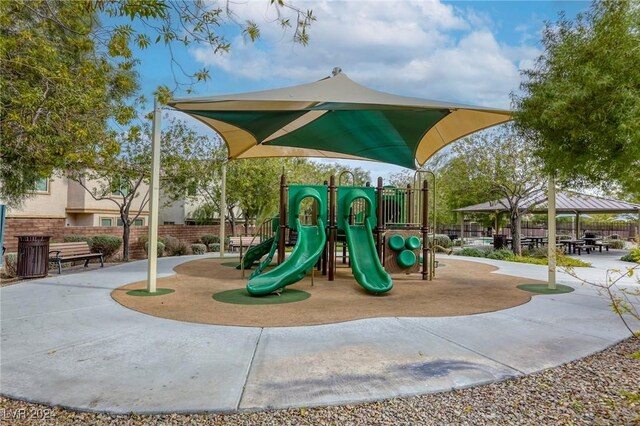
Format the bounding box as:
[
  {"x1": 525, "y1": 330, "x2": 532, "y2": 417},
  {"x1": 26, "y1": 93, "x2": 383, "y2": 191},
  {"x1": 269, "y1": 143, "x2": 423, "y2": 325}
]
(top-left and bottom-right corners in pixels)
[{"x1": 168, "y1": 70, "x2": 512, "y2": 168}]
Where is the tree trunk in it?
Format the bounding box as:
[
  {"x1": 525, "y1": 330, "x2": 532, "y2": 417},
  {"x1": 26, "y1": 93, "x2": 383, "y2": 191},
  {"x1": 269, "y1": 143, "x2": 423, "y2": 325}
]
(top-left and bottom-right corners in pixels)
[
  {"x1": 122, "y1": 221, "x2": 131, "y2": 261},
  {"x1": 510, "y1": 211, "x2": 522, "y2": 255},
  {"x1": 228, "y1": 209, "x2": 237, "y2": 236}
]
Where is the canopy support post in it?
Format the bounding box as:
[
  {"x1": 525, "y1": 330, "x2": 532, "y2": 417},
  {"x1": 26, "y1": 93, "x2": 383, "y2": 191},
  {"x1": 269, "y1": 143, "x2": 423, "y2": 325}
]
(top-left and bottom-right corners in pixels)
[
  {"x1": 328, "y1": 175, "x2": 336, "y2": 281},
  {"x1": 460, "y1": 213, "x2": 464, "y2": 248},
  {"x1": 548, "y1": 176, "x2": 557, "y2": 290},
  {"x1": 146, "y1": 99, "x2": 161, "y2": 293},
  {"x1": 574, "y1": 212, "x2": 580, "y2": 240},
  {"x1": 219, "y1": 161, "x2": 226, "y2": 258},
  {"x1": 278, "y1": 174, "x2": 287, "y2": 265}
]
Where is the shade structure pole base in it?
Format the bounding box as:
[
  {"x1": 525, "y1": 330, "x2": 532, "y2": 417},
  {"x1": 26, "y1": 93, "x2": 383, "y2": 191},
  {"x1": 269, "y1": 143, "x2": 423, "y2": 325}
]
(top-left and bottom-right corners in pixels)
[
  {"x1": 219, "y1": 161, "x2": 227, "y2": 258},
  {"x1": 147, "y1": 99, "x2": 161, "y2": 293},
  {"x1": 548, "y1": 176, "x2": 557, "y2": 289}
]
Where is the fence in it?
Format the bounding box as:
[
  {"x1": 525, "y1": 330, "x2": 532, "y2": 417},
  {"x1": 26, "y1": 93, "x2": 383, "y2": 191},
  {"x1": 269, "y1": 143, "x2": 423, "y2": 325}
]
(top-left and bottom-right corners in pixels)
[{"x1": 435, "y1": 221, "x2": 638, "y2": 240}]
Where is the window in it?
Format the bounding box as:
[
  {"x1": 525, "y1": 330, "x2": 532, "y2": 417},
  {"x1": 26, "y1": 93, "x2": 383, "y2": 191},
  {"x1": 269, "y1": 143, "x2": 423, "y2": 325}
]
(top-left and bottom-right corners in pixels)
[
  {"x1": 33, "y1": 177, "x2": 49, "y2": 193},
  {"x1": 100, "y1": 218, "x2": 113, "y2": 227},
  {"x1": 116, "y1": 218, "x2": 144, "y2": 226}
]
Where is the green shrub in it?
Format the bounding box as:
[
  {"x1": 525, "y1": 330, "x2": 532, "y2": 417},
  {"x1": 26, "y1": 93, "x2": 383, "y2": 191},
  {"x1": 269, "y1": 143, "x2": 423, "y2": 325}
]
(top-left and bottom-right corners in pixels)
[
  {"x1": 604, "y1": 239, "x2": 625, "y2": 249},
  {"x1": 522, "y1": 246, "x2": 549, "y2": 259},
  {"x1": 207, "y1": 243, "x2": 221, "y2": 252},
  {"x1": 3, "y1": 253, "x2": 18, "y2": 277},
  {"x1": 162, "y1": 235, "x2": 187, "y2": 256},
  {"x1": 512, "y1": 255, "x2": 590, "y2": 268},
  {"x1": 455, "y1": 247, "x2": 487, "y2": 258},
  {"x1": 144, "y1": 241, "x2": 165, "y2": 257},
  {"x1": 161, "y1": 235, "x2": 179, "y2": 253},
  {"x1": 201, "y1": 234, "x2": 219, "y2": 246},
  {"x1": 557, "y1": 234, "x2": 572, "y2": 241},
  {"x1": 63, "y1": 235, "x2": 93, "y2": 248},
  {"x1": 91, "y1": 235, "x2": 122, "y2": 258},
  {"x1": 191, "y1": 243, "x2": 207, "y2": 255},
  {"x1": 429, "y1": 234, "x2": 452, "y2": 248},
  {"x1": 621, "y1": 248, "x2": 640, "y2": 263},
  {"x1": 486, "y1": 248, "x2": 515, "y2": 260}
]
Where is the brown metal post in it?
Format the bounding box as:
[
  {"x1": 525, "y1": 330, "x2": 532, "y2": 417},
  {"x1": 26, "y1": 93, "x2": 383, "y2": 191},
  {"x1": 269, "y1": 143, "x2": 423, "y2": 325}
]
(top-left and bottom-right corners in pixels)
[
  {"x1": 406, "y1": 184, "x2": 413, "y2": 227},
  {"x1": 422, "y1": 179, "x2": 430, "y2": 280},
  {"x1": 322, "y1": 180, "x2": 329, "y2": 276},
  {"x1": 328, "y1": 175, "x2": 336, "y2": 281},
  {"x1": 376, "y1": 176, "x2": 384, "y2": 262},
  {"x1": 277, "y1": 174, "x2": 287, "y2": 264}
]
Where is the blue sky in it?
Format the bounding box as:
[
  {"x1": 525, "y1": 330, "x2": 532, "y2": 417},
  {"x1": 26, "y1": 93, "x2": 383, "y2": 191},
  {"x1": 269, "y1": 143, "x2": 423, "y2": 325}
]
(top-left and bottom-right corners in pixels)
[{"x1": 128, "y1": 0, "x2": 590, "y2": 177}]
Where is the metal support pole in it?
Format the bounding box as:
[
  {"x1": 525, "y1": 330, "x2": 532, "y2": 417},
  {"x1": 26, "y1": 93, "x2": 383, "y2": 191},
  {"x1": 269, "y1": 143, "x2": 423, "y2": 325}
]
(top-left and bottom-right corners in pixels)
[
  {"x1": 278, "y1": 174, "x2": 287, "y2": 264},
  {"x1": 548, "y1": 176, "x2": 557, "y2": 289},
  {"x1": 219, "y1": 161, "x2": 227, "y2": 258},
  {"x1": 421, "y1": 179, "x2": 430, "y2": 280},
  {"x1": 146, "y1": 99, "x2": 161, "y2": 293},
  {"x1": 574, "y1": 212, "x2": 580, "y2": 239},
  {"x1": 328, "y1": 175, "x2": 336, "y2": 281},
  {"x1": 460, "y1": 213, "x2": 464, "y2": 248},
  {"x1": 376, "y1": 177, "x2": 384, "y2": 262}
]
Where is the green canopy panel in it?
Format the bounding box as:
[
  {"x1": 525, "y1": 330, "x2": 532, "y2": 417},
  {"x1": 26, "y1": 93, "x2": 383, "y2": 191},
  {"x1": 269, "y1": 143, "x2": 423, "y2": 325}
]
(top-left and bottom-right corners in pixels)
[{"x1": 169, "y1": 71, "x2": 512, "y2": 169}]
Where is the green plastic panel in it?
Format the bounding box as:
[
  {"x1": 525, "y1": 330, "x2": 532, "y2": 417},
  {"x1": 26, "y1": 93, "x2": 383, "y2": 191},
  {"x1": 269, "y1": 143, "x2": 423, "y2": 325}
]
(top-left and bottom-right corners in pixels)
[
  {"x1": 397, "y1": 249, "x2": 417, "y2": 268},
  {"x1": 288, "y1": 185, "x2": 328, "y2": 228},
  {"x1": 405, "y1": 236, "x2": 421, "y2": 250},
  {"x1": 388, "y1": 234, "x2": 405, "y2": 251},
  {"x1": 336, "y1": 186, "x2": 377, "y2": 232}
]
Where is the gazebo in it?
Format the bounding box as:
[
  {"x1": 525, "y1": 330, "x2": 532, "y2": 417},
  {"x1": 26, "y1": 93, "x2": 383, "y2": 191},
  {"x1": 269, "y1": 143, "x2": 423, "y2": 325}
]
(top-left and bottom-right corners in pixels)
[{"x1": 454, "y1": 190, "x2": 640, "y2": 240}]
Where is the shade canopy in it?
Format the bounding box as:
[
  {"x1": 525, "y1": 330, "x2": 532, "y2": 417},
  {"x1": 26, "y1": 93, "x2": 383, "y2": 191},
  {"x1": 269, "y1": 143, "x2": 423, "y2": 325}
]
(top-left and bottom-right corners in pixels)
[
  {"x1": 454, "y1": 191, "x2": 640, "y2": 215},
  {"x1": 168, "y1": 70, "x2": 512, "y2": 169}
]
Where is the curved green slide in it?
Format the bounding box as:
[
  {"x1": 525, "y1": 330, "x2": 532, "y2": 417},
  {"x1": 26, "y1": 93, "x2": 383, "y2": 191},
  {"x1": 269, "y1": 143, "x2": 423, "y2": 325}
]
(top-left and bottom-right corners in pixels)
[
  {"x1": 248, "y1": 227, "x2": 279, "y2": 279},
  {"x1": 247, "y1": 186, "x2": 327, "y2": 296},
  {"x1": 341, "y1": 188, "x2": 392, "y2": 294},
  {"x1": 236, "y1": 236, "x2": 275, "y2": 271}
]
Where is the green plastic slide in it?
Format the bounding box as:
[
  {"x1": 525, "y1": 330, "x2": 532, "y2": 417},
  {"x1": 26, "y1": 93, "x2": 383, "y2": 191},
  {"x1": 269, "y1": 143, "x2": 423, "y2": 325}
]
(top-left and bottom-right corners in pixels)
[
  {"x1": 236, "y1": 236, "x2": 275, "y2": 271},
  {"x1": 246, "y1": 218, "x2": 326, "y2": 296},
  {"x1": 247, "y1": 186, "x2": 327, "y2": 296},
  {"x1": 248, "y1": 228, "x2": 280, "y2": 279},
  {"x1": 341, "y1": 188, "x2": 392, "y2": 294}
]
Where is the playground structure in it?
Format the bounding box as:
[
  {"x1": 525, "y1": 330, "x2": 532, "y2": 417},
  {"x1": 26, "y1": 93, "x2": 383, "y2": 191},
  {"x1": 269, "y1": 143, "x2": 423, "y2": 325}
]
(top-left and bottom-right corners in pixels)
[{"x1": 241, "y1": 172, "x2": 436, "y2": 296}]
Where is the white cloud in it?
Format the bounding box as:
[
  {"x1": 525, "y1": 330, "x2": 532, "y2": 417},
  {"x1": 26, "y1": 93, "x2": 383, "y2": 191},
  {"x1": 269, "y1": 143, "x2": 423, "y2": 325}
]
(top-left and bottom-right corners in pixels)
[{"x1": 191, "y1": 0, "x2": 544, "y2": 109}]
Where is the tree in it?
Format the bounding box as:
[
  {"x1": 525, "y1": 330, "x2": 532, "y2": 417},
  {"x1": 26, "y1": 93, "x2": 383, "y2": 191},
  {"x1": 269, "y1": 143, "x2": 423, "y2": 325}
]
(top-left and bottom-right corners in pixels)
[
  {"x1": 0, "y1": 0, "x2": 137, "y2": 206},
  {"x1": 68, "y1": 118, "x2": 219, "y2": 260},
  {"x1": 435, "y1": 127, "x2": 547, "y2": 254},
  {"x1": 513, "y1": 0, "x2": 640, "y2": 197},
  {"x1": 1, "y1": 0, "x2": 314, "y2": 206}
]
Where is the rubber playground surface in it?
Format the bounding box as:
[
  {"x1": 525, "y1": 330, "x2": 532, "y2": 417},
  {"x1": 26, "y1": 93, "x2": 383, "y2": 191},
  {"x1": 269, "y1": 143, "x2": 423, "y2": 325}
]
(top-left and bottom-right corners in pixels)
[{"x1": 112, "y1": 257, "x2": 538, "y2": 327}]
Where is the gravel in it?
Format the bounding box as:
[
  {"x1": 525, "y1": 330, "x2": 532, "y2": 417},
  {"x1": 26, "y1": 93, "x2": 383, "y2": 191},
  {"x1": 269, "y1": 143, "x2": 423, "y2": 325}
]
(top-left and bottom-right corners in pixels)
[{"x1": 1, "y1": 337, "x2": 638, "y2": 425}]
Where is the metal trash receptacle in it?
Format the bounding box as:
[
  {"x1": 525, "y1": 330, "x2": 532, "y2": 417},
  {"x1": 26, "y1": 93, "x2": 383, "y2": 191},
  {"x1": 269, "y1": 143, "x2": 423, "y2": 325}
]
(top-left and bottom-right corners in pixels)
[
  {"x1": 17, "y1": 235, "x2": 51, "y2": 278},
  {"x1": 493, "y1": 234, "x2": 507, "y2": 250}
]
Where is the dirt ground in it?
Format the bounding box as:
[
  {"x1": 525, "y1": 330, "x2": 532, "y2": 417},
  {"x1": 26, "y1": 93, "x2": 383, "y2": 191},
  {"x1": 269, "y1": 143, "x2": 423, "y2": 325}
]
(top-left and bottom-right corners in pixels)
[{"x1": 112, "y1": 257, "x2": 542, "y2": 327}]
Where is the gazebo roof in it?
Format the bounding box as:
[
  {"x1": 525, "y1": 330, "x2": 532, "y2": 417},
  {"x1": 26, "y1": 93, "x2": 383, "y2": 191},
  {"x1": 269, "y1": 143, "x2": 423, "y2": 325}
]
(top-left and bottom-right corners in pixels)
[{"x1": 454, "y1": 191, "x2": 640, "y2": 214}]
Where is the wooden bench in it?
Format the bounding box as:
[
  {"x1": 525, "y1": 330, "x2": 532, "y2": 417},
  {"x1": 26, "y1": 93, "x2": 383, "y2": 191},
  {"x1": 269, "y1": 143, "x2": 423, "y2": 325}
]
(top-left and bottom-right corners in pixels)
[
  {"x1": 228, "y1": 236, "x2": 262, "y2": 252},
  {"x1": 49, "y1": 242, "x2": 104, "y2": 274},
  {"x1": 593, "y1": 242, "x2": 611, "y2": 252}
]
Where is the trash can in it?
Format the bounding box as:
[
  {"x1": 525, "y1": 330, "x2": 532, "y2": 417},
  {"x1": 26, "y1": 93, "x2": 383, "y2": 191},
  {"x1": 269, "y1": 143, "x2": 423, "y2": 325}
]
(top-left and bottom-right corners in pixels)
[
  {"x1": 493, "y1": 234, "x2": 507, "y2": 250},
  {"x1": 17, "y1": 235, "x2": 51, "y2": 278}
]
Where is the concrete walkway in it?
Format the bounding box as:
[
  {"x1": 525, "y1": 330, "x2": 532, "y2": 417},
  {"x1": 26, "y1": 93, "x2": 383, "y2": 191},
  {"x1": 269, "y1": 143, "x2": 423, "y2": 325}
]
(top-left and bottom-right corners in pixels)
[{"x1": 1, "y1": 254, "x2": 638, "y2": 414}]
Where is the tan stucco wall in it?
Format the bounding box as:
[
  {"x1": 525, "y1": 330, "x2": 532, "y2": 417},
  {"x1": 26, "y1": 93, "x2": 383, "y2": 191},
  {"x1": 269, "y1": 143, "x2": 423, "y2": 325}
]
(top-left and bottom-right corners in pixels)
[{"x1": 4, "y1": 176, "x2": 68, "y2": 218}]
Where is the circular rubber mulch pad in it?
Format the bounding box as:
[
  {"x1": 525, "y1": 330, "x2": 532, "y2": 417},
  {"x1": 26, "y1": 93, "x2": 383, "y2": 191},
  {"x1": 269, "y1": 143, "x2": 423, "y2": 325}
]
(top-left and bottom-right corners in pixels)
[
  {"x1": 126, "y1": 288, "x2": 175, "y2": 297},
  {"x1": 517, "y1": 284, "x2": 574, "y2": 294},
  {"x1": 213, "y1": 288, "x2": 310, "y2": 305}
]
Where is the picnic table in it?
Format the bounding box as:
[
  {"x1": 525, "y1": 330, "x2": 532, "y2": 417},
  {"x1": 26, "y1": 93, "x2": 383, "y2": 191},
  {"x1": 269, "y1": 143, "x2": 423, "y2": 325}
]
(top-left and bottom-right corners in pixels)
[{"x1": 560, "y1": 239, "x2": 588, "y2": 255}]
